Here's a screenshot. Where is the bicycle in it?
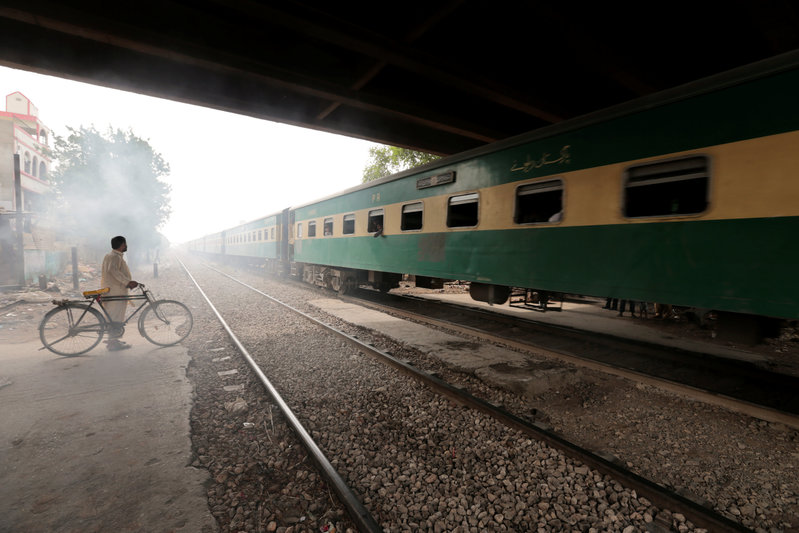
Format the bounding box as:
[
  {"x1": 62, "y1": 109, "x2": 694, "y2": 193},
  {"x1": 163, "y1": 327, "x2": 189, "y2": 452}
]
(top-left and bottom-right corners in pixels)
[{"x1": 39, "y1": 283, "x2": 193, "y2": 356}]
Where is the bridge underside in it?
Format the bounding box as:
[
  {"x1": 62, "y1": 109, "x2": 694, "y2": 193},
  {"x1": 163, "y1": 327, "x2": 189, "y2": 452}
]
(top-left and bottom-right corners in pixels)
[{"x1": 1, "y1": 1, "x2": 798, "y2": 154}]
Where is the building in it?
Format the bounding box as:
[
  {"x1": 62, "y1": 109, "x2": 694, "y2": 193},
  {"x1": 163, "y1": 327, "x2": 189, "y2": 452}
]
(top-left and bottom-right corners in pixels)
[{"x1": 0, "y1": 91, "x2": 61, "y2": 286}]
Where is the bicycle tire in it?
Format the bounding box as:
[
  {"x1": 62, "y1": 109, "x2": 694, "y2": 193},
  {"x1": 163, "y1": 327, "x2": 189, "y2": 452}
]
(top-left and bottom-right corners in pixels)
[
  {"x1": 39, "y1": 304, "x2": 106, "y2": 356},
  {"x1": 138, "y1": 300, "x2": 193, "y2": 346}
]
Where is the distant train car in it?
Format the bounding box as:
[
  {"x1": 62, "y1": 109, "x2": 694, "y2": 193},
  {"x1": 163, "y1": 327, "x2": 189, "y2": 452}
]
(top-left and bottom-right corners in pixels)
[
  {"x1": 220, "y1": 212, "x2": 284, "y2": 272},
  {"x1": 193, "y1": 54, "x2": 799, "y2": 333}
]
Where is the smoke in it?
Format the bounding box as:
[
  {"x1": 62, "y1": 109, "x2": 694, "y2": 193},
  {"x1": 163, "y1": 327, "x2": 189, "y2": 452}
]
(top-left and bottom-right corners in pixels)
[{"x1": 44, "y1": 126, "x2": 171, "y2": 266}]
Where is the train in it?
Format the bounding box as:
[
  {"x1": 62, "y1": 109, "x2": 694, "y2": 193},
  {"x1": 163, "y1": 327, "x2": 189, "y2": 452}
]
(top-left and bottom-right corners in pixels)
[{"x1": 187, "y1": 52, "x2": 799, "y2": 337}]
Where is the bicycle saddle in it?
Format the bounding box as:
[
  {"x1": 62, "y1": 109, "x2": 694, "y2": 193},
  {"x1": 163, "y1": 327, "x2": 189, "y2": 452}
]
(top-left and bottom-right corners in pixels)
[{"x1": 83, "y1": 287, "x2": 111, "y2": 298}]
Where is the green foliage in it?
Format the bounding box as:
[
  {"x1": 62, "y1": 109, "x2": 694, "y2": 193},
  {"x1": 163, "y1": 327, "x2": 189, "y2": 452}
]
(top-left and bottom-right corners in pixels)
[
  {"x1": 49, "y1": 126, "x2": 171, "y2": 253},
  {"x1": 362, "y1": 146, "x2": 440, "y2": 182}
]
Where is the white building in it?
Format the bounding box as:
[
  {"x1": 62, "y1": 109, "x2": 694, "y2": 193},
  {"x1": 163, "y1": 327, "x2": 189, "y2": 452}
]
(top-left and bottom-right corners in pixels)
[
  {"x1": 0, "y1": 91, "x2": 51, "y2": 212},
  {"x1": 0, "y1": 92, "x2": 60, "y2": 286}
]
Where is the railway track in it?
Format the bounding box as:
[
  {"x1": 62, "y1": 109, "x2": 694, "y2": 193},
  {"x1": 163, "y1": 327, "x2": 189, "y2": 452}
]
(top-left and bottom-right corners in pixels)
[
  {"x1": 344, "y1": 288, "x2": 799, "y2": 430},
  {"x1": 182, "y1": 258, "x2": 752, "y2": 532}
]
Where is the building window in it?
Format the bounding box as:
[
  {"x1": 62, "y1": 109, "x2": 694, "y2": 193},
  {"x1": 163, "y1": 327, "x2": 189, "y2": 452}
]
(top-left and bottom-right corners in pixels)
[
  {"x1": 401, "y1": 202, "x2": 423, "y2": 231},
  {"x1": 324, "y1": 217, "x2": 333, "y2": 236},
  {"x1": 39, "y1": 161, "x2": 47, "y2": 179},
  {"x1": 297, "y1": 223, "x2": 303, "y2": 238},
  {"x1": 343, "y1": 214, "x2": 355, "y2": 235},
  {"x1": 447, "y1": 193, "x2": 479, "y2": 227},
  {"x1": 32, "y1": 156, "x2": 38, "y2": 177},
  {"x1": 514, "y1": 179, "x2": 564, "y2": 224},
  {"x1": 308, "y1": 221, "x2": 317, "y2": 237},
  {"x1": 23, "y1": 152, "x2": 31, "y2": 174},
  {"x1": 368, "y1": 209, "x2": 384, "y2": 234},
  {"x1": 624, "y1": 156, "x2": 709, "y2": 217}
]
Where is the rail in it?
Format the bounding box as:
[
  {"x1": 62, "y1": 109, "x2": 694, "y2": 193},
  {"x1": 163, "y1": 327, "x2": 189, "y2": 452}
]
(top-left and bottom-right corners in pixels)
[
  {"x1": 177, "y1": 258, "x2": 382, "y2": 533},
  {"x1": 200, "y1": 262, "x2": 752, "y2": 533}
]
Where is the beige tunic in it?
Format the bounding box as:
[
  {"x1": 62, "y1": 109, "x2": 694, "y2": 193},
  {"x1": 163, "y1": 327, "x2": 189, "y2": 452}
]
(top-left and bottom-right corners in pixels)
[{"x1": 101, "y1": 250, "x2": 132, "y2": 323}]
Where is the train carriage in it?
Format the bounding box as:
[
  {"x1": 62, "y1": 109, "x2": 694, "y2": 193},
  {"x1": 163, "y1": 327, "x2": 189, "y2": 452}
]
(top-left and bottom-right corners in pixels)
[
  {"x1": 193, "y1": 53, "x2": 799, "y2": 330},
  {"x1": 288, "y1": 54, "x2": 799, "y2": 322},
  {"x1": 222, "y1": 213, "x2": 283, "y2": 271}
]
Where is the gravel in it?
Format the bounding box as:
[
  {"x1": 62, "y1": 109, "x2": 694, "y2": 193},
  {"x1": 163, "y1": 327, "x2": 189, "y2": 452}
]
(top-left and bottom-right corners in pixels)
[
  {"x1": 163, "y1": 256, "x2": 713, "y2": 533},
  {"x1": 157, "y1": 255, "x2": 798, "y2": 532}
]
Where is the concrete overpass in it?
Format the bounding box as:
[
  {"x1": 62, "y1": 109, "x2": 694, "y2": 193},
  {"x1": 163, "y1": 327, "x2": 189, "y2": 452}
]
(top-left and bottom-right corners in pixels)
[{"x1": 1, "y1": 1, "x2": 798, "y2": 155}]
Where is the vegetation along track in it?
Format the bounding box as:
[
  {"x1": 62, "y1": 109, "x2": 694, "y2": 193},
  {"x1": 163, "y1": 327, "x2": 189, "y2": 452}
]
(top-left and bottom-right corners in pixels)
[
  {"x1": 181, "y1": 256, "x2": 751, "y2": 532},
  {"x1": 346, "y1": 289, "x2": 799, "y2": 429}
]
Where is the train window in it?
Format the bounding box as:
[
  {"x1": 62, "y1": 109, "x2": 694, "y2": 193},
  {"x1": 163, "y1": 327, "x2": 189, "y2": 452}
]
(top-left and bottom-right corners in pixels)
[
  {"x1": 514, "y1": 179, "x2": 563, "y2": 224},
  {"x1": 297, "y1": 223, "x2": 303, "y2": 239},
  {"x1": 271, "y1": 228, "x2": 275, "y2": 240},
  {"x1": 368, "y1": 209, "x2": 384, "y2": 233},
  {"x1": 308, "y1": 221, "x2": 317, "y2": 237},
  {"x1": 324, "y1": 217, "x2": 334, "y2": 236},
  {"x1": 624, "y1": 156, "x2": 709, "y2": 217},
  {"x1": 343, "y1": 214, "x2": 355, "y2": 235},
  {"x1": 341, "y1": 213, "x2": 355, "y2": 235},
  {"x1": 258, "y1": 230, "x2": 262, "y2": 241},
  {"x1": 447, "y1": 193, "x2": 479, "y2": 227},
  {"x1": 401, "y1": 202, "x2": 423, "y2": 231}
]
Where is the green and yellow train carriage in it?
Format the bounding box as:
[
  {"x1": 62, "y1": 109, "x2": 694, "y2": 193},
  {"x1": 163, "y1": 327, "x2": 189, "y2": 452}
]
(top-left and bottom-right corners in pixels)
[
  {"x1": 211, "y1": 212, "x2": 285, "y2": 269},
  {"x1": 289, "y1": 53, "x2": 799, "y2": 324}
]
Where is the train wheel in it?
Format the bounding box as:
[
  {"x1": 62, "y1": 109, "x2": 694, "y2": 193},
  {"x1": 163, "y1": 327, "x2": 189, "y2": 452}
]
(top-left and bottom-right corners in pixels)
[
  {"x1": 327, "y1": 273, "x2": 342, "y2": 293},
  {"x1": 337, "y1": 276, "x2": 355, "y2": 295}
]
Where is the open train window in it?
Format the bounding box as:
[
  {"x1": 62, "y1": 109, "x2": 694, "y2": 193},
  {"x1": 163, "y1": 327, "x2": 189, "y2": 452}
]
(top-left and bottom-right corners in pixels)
[
  {"x1": 296, "y1": 223, "x2": 303, "y2": 239},
  {"x1": 447, "y1": 193, "x2": 478, "y2": 227},
  {"x1": 624, "y1": 156, "x2": 709, "y2": 217},
  {"x1": 401, "y1": 202, "x2": 423, "y2": 231},
  {"x1": 324, "y1": 217, "x2": 333, "y2": 236},
  {"x1": 343, "y1": 214, "x2": 355, "y2": 235},
  {"x1": 368, "y1": 209, "x2": 384, "y2": 233},
  {"x1": 308, "y1": 221, "x2": 317, "y2": 237},
  {"x1": 514, "y1": 179, "x2": 563, "y2": 224}
]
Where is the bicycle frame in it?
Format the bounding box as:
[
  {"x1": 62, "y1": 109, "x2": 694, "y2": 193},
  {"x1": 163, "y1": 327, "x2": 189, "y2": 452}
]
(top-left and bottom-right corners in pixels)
[
  {"x1": 93, "y1": 288, "x2": 155, "y2": 328},
  {"x1": 58, "y1": 285, "x2": 157, "y2": 330}
]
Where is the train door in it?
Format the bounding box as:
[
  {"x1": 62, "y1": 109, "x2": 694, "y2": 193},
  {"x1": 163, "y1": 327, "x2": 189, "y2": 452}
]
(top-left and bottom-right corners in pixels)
[{"x1": 285, "y1": 209, "x2": 294, "y2": 263}]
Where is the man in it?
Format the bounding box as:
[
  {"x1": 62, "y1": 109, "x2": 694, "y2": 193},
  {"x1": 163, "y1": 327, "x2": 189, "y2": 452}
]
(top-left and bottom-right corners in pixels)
[{"x1": 101, "y1": 236, "x2": 139, "y2": 351}]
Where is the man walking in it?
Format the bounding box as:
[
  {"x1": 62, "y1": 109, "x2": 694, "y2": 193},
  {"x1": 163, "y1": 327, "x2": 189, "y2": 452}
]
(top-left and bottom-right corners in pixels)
[{"x1": 101, "y1": 235, "x2": 139, "y2": 351}]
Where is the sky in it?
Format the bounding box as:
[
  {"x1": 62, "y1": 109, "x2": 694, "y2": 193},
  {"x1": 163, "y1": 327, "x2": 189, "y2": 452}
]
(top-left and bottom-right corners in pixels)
[{"x1": 1, "y1": 65, "x2": 379, "y2": 244}]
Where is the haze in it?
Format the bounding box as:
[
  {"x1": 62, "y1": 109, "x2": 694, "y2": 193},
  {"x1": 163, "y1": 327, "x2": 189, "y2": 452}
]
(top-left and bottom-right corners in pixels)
[{"x1": 0, "y1": 65, "x2": 379, "y2": 244}]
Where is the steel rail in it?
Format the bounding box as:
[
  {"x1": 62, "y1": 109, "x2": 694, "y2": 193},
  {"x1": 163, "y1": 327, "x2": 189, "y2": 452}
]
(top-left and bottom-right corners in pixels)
[
  {"x1": 177, "y1": 258, "x2": 382, "y2": 533},
  {"x1": 345, "y1": 293, "x2": 799, "y2": 431},
  {"x1": 202, "y1": 262, "x2": 752, "y2": 533}
]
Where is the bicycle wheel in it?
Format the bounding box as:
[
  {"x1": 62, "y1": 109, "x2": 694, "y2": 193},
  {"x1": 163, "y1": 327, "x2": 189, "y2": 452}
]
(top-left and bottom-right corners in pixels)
[
  {"x1": 138, "y1": 300, "x2": 193, "y2": 346},
  {"x1": 39, "y1": 304, "x2": 106, "y2": 356}
]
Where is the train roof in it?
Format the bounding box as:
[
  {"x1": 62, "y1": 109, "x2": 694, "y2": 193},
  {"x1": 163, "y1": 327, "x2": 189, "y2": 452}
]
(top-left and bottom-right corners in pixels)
[{"x1": 289, "y1": 49, "x2": 799, "y2": 211}]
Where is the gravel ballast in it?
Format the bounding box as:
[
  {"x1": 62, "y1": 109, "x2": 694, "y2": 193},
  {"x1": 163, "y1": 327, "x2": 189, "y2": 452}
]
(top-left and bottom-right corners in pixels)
[
  {"x1": 173, "y1": 258, "x2": 696, "y2": 532},
  {"x1": 162, "y1": 256, "x2": 797, "y2": 532}
]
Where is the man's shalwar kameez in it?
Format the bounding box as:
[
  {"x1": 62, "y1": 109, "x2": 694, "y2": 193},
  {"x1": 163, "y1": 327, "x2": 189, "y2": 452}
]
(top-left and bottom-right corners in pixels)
[{"x1": 101, "y1": 249, "x2": 132, "y2": 332}]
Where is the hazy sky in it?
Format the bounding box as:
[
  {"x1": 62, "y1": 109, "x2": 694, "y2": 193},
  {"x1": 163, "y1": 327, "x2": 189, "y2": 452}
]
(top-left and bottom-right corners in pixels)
[{"x1": 1, "y1": 65, "x2": 379, "y2": 243}]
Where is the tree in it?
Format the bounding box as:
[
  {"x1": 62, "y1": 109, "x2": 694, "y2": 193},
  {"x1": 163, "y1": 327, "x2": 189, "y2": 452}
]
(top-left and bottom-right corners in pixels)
[
  {"x1": 49, "y1": 126, "x2": 171, "y2": 257},
  {"x1": 362, "y1": 146, "x2": 440, "y2": 182}
]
